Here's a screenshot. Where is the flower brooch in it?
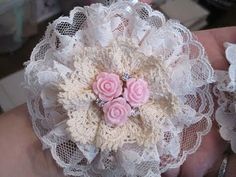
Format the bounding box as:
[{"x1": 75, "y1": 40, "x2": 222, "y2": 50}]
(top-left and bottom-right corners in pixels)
[
  {"x1": 25, "y1": 1, "x2": 215, "y2": 176},
  {"x1": 93, "y1": 72, "x2": 149, "y2": 126}
]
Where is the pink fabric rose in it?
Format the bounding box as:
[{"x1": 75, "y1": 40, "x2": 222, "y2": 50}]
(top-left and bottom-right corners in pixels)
[
  {"x1": 123, "y1": 78, "x2": 149, "y2": 107},
  {"x1": 93, "y1": 72, "x2": 122, "y2": 101},
  {"x1": 103, "y1": 97, "x2": 131, "y2": 126}
]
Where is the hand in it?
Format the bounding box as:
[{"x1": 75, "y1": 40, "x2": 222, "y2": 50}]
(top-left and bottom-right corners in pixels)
[
  {"x1": 0, "y1": 27, "x2": 236, "y2": 177},
  {"x1": 163, "y1": 26, "x2": 236, "y2": 177},
  {"x1": 0, "y1": 105, "x2": 65, "y2": 177}
]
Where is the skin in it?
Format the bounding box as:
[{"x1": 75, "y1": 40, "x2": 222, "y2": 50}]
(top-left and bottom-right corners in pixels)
[
  {"x1": 164, "y1": 26, "x2": 236, "y2": 177},
  {"x1": 0, "y1": 27, "x2": 236, "y2": 177}
]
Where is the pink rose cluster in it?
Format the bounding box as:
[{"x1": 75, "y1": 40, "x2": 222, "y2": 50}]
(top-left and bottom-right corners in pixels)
[{"x1": 93, "y1": 72, "x2": 150, "y2": 126}]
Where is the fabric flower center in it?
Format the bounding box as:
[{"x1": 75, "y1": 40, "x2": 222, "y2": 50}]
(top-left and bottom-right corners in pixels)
[{"x1": 93, "y1": 72, "x2": 150, "y2": 126}]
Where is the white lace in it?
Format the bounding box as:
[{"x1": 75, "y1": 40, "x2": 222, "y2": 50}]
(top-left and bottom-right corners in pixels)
[
  {"x1": 24, "y1": 1, "x2": 215, "y2": 176},
  {"x1": 214, "y1": 42, "x2": 236, "y2": 153}
]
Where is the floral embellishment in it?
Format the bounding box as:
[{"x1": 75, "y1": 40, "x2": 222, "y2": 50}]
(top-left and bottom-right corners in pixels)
[
  {"x1": 25, "y1": 2, "x2": 216, "y2": 177},
  {"x1": 57, "y1": 38, "x2": 185, "y2": 151},
  {"x1": 57, "y1": 38, "x2": 213, "y2": 153},
  {"x1": 123, "y1": 78, "x2": 150, "y2": 107},
  {"x1": 103, "y1": 97, "x2": 131, "y2": 126},
  {"x1": 93, "y1": 72, "x2": 149, "y2": 126},
  {"x1": 92, "y1": 72, "x2": 122, "y2": 101}
]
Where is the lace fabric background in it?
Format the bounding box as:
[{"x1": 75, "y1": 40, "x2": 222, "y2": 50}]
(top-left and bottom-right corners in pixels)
[
  {"x1": 24, "y1": 1, "x2": 215, "y2": 176},
  {"x1": 214, "y1": 42, "x2": 236, "y2": 153}
]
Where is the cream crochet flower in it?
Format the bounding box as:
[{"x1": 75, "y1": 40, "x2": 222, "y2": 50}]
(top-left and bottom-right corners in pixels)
[
  {"x1": 58, "y1": 39, "x2": 181, "y2": 150},
  {"x1": 24, "y1": 1, "x2": 215, "y2": 176}
]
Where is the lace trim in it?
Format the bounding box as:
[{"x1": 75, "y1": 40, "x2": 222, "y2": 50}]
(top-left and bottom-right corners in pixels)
[{"x1": 214, "y1": 42, "x2": 236, "y2": 153}]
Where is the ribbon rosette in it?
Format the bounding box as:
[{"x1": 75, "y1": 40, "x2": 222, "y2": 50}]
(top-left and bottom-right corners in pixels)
[{"x1": 25, "y1": 1, "x2": 215, "y2": 177}]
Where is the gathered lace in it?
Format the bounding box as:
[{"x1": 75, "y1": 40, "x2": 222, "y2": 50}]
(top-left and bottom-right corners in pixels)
[
  {"x1": 25, "y1": 1, "x2": 215, "y2": 176},
  {"x1": 214, "y1": 42, "x2": 236, "y2": 153}
]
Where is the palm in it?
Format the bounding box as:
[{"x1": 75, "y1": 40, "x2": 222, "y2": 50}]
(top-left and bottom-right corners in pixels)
[{"x1": 0, "y1": 27, "x2": 236, "y2": 177}]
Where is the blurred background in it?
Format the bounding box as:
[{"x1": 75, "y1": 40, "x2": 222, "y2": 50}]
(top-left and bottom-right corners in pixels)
[{"x1": 0, "y1": 0, "x2": 235, "y2": 113}]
